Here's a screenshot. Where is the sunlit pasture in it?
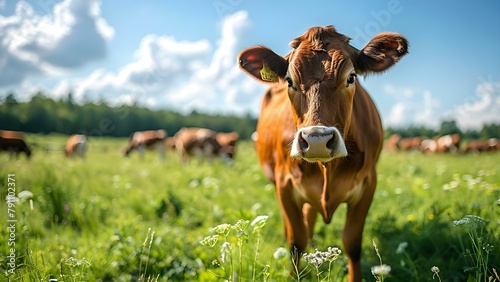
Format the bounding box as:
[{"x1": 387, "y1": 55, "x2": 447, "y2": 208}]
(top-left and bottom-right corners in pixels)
[{"x1": 1, "y1": 135, "x2": 499, "y2": 281}]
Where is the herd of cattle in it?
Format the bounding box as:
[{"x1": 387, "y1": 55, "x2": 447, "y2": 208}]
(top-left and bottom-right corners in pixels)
[
  {"x1": 386, "y1": 133, "x2": 499, "y2": 154},
  {"x1": 0, "y1": 129, "x2": 498, "y2": 160},
  {"x1": 0, "y1": 128, "x2": 239, "y2": 162}
]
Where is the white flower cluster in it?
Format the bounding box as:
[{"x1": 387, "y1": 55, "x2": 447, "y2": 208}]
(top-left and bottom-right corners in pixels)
[
  {"x1": 302, "y1": 247, "x2": 342, "y2": 268},
  {"x1": 371, "y1": 264, "x2": 391, "y2": 277},
  {"x1": 453, "y1": 214, "x2": 486, "y2": 228}
]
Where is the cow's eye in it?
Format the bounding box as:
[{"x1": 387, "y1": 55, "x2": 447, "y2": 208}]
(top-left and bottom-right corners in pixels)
[
  {"x1": 346, "y1": 73, "x2": 357, "y2": 86},
  {"x1": 285, "y1": 77, "x2": 294, "y2": 88}
]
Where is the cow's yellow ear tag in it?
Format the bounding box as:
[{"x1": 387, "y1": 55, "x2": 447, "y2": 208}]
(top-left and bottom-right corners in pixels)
[{"x1": 260, "y1": 62, "x2": 279, "y2": 82}]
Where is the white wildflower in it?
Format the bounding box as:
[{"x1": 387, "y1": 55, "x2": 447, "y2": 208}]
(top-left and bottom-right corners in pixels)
[
  {"x1": 233, "y1": 219, "x2": 250, "y2": 231},
  {"x1": 220, "y1": 242, "x2": 231, "y2": 263},
  {"x1": 396, "y1": 242, "x2": 408, "y2": 254},
  {"x1": 251, "y1": 215, "x2": 269, "y2": 229},
  {"x1": 213, "y1": 223, "x2": 232, "y2": 236},
  {"x1": 273, "y1": 247, "x2": 289, "y2": 260},
  {"x1": 303, "y1": 247, "x2": 342, "y2": 268},
  {"x1": 200, "y1": 235, "x2": 219, "y2": 248},
  {"x1": 372, "y1": 264, "x2": 391, "y2": 277}
]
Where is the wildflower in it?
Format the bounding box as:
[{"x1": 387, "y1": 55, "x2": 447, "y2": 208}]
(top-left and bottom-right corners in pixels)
[
  {"x1": 233, "y1": 219, "x2": 249, "y2": 232},
  {"x1": 453, "y1": 215, "x2": 486, "y2": 228},
  {"x1": 273, "y1": 247, "x2": 289, "y2": 260},
  {"x1": 324, "y1": 247, "x2": 342, "y2": 262},
  {"x1": 303, "y1": 247, "x2": 342, "y2": 268},
  {"x1": 407, "y1": 214, "x2": 415, "y2": 222},
  {"x1": 428, "y1": 213, "x2": 435, "y2": 220},
  {"x1": 431, "y1": 266, "x2": 440, "y2": 275},
  {"x1": 200, "y1": 235, "x2": 219, "y2": 248},
  {"x1": 431, "y1": 266, "x2": 441, "y2": 281},
  {"x1": 483, "y1": 244, "x2": 494, "y2": 253},
  {"x1": 396, "y1": 242, "x2": 408, "y2": 254},
  {"x1": 18, "y1": 190, "x2": 33, "y2": 202},
  {"x1": 251, "y1": 215, "x2": 269, "y2": 229},
  {"x1": 213, "y1": 223, "x2": 232, "y2": 236},
  {"x1": 220, "y1": 242, "x2": 231, "y2": 263},
  {"x1": 371, "y1": 264, "x2": 391, "y2": 277},
  {"x1": 303, "y1": 251, "x2": 324, "y2": 268},
  {"x1": 236, "y1": 230, "x2": 248, "y2": 247}
]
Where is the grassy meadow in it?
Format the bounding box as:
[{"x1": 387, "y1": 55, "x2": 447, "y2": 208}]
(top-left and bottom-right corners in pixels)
[{"x1": 1, "y1": 134, "x2": 499, "y2": 281}]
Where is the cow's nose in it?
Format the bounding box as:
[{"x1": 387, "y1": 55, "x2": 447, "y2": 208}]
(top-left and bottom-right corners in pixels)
[{"x1": 291, "y1": 126, "x2": 347, "y2": 162}]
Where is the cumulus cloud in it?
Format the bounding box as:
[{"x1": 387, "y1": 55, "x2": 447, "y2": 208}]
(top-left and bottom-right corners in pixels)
[
  {"x1": 54, "y1": 10, "x2": 266, "y2": 115},
  {"x1": 383, "y1": 85, "x2": 441, "y2": 129},
  {"x1": 449, "y1": 79, "x2": 500, "y2": 129},
  {"x1": 0, "y1": 0, "x2": 114, "y2": 86}
]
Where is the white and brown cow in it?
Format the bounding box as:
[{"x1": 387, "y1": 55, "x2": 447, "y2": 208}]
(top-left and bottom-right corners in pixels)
[
  {"x1": 173, "y1": 127, "x2": 226, "y2": 163},
  {"x1": 124, "y1": 130, "x2": 167, "y2": 161},
  {"x1": 216, "y1": 131, "x2": 239, "y2": 160},
  {"x1": 65, "y1": 134, "x2": 88, "y2": 158},
  {"x1": 238, "y1": 25, "x2": 408, "y2": 281}
]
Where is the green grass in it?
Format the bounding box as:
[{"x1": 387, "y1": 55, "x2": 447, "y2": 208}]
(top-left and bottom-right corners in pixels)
[{"x1": 0, "y1": 135, "x2": 499, "y2": 281}]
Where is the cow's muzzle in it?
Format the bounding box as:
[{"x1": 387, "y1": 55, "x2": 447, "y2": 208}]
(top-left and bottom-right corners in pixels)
[{"x1": 290, "y1": 126, "x2": 347, "y2": 162}]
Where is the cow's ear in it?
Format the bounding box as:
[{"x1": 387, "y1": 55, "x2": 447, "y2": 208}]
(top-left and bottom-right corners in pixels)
[
  {"x1": 356, "y1": 32, "x2": 408, "y2": 74},
  {"x1": 238, "y1": 46, "x2": 288, "y2": 83}
]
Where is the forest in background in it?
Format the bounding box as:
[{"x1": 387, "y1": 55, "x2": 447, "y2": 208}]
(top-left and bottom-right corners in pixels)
[{"x1": 1, "y1": 91, "x2": 499, "y2": 140}]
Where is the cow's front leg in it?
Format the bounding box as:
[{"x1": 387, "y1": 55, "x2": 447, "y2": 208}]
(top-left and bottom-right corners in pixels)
[
  {"x1": 342, "y1": 179, "x2": 376, "y2": 282},
  {"x1": 276, "y1": 179, "x2": 308, "y2": 271}
]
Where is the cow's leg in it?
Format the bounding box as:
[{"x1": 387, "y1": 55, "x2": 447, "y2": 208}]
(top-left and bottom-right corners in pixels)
[
  {"x1": 277, "y1": 180, "x2": 308, "y2": 272},
  {"x1": 124, "y1": 145, "x2": 134, "y2": 158},
  {"x1": 302, "y1": 203, "x2": 317, "y2": 244},
  {"x1": 342, "y1": 178, "x2": 376, "y2": 282}
]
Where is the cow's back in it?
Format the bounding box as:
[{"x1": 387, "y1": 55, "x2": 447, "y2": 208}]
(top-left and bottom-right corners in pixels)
[
  {"x1": 255, "y1": 84, "x2": 296, "y2": 183},
  {"x1": 348, "y1": 84, "x2": 383, "y2": 163}
]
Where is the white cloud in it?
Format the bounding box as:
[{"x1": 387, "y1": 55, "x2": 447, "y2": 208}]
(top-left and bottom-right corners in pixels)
[
  {"x1": 382, "y1": 85, "x2": 441, "y2": 129},
  {"x1": 413, "y1": 90, "x2": 440, "y2": 127},
  {"x1": 0, "y1": 0, "x2": 114, "y2": 86},
  {"x1": 449, "y1": 80, "x2": 500, "y2": 129},
  {"x1": 53, "y1": 10, "x2": 265, "y2": 116}
]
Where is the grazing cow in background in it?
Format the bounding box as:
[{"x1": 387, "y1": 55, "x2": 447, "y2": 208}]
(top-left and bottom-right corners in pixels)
[
  {"x1": 399, "y1": 136, "x2": 424, "y2": 151},
  {"x1": 65, "y1": 134, "x2": 88, "y2": 158},
  {"x1": 238, "y1": 25, "x2": 408, "y2": 281},
  {"x1": 435, "y1": 133, "x2": 461, "y2": 153},
  {"x1": 420, "y1": 138, "x2": 438, "y2": 153},
  {"x1": 0, "y1": 130, "x2": 32, "y2": 158},
  {"x1": 463, "y1": 138, "x2": 498, "y2": 153},
  {"x1": 386, "y1": 133, "x2": 424, "y2": 152},
  {"x1": 173, "y1": 127, "x2": 225, "y2": 163},
  {"x1": 386, "y1": 133, "x2": 401, "y2": 152},
  {"x1": 124, "y1": 130, "x2": 167, "y2": 161},
  {"x1": 216, "y1": 131, "x2": 240, "y2": 160}
]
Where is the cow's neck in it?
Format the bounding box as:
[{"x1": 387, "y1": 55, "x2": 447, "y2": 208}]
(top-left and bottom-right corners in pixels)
[{"x1": 318, "y1": 143, "x2": 364, "y2": 223}]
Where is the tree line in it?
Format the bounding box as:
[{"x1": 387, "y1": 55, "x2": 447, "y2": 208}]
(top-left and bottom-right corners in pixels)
[
  {"x1": 1, "y1": 91, "x2": 499, "y2": 140},
  {"x1": 0, "y1": 92, "x2": 257, "y2": 140}
]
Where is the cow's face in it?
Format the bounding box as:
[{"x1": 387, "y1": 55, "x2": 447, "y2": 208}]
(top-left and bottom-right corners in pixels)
[{"x1": 238, "y1": 25, "x2": 408, "y2": 163}]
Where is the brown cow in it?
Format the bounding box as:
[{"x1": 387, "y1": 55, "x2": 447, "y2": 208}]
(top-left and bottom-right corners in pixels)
[
  {"x1": 173, "y1": 127, "x2": 225, "y2": 163},
  {"x1": 385, "y1": 133, "x2": 401, "y2": 152},
  {"x1": 238, "y1": 25, "x2": 408, "y2": 281},
  {"x1": 0, "y1": 130, "x2": 32, "y2": 158},
  {"x1": 463, "y1": 138, "x2": 498, "y2": 153},
  {"x1": 216, "y1": 131, "x2": 239, "y2": 160},
  {"x1": 65, "y1": 134, "x2": 88, "y2": 158},
  {"x1": 386, "y1": 133, "x2": 424, "y2": 152},
  {"x1": 124, "y1": 130, "x2": 167, "y2": 160}
]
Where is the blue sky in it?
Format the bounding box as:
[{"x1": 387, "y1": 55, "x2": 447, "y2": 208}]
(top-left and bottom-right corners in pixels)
[{"x1": 1, "y1": 0, "x2": 499, "y2": 130}]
